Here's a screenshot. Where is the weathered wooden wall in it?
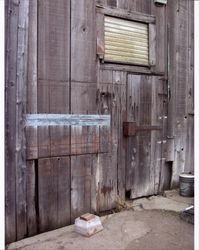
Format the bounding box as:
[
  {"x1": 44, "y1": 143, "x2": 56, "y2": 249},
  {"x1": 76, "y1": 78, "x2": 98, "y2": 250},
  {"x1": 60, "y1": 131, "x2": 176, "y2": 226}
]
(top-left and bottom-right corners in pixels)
[{"x1": 5, "y1": 0, "x2": 194, "y2": 244}]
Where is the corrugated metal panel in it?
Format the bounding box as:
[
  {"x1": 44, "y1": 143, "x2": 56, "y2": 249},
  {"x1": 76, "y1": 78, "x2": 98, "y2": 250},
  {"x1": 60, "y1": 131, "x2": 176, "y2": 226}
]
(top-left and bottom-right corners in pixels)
[{"x1": 104, "y1": 16, "x2": 149, "y2": 65}]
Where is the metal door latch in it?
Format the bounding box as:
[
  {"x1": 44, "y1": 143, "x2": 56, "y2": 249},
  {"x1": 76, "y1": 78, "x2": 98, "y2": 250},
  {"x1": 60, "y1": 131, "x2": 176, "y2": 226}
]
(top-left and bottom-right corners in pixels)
[{"x1": 123, "y1": 122, "x2": 161, "y2": 136}]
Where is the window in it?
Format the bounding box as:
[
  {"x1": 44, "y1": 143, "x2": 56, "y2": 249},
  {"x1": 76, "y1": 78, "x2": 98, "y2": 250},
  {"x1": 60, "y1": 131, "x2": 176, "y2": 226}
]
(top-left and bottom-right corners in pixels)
[
  {"x1": 97, "y1": 6, "x2": 156, "y2": 70},
  {"x1": 104, "y1": 16, "x2": 149, "y2": 66}
]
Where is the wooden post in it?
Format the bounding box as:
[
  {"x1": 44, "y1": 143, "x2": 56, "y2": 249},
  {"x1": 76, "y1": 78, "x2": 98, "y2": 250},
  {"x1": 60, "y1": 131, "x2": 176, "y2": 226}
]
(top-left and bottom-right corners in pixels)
[
  {"x1": 5, "y1": 0, "x2": 19, "y2": 243},
  {"x1": 15, "y1": 0, "x2": 29, "y2": 240}
]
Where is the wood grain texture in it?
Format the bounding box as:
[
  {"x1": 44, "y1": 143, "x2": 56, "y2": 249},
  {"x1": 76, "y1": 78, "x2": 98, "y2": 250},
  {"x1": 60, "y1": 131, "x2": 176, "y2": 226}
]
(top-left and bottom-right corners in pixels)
[
  {"x1": 38, "y1": 157, "x2": 70, "y2": 233},
  {"x1": 184, "y1": 0, "x2": 194, "y2": 174},
  {"x1": 15, "y1": 0, "x2": 29, "y2": 240},
  {"x1": 5, "y1": 0, "x2": 19, "y2": 243},
  {"x1": 71, "y1": 0, "x2": 97, "y2": 83},
  {"x1": 166, "y1": 0, "x2": 193, "y2": 187},
  {"x1": 151, "y1": 1, "x2": 166, "y2": 74},
  {"x1": 126, "y1": 75, "x2": 163, "y2": 198},
  {"x1": 97, "y1": 70, "x2": 126, "y2": 208},
  {"x1": 97, "y1": 5, "x2": 155, "y2": 23},
  {"x1": 38, "y1": 0, "x2": 70, "y2": 81},
  {"x1": 26, "y1": 161, "x2": 37, "y2": 236},
  {"x1": 37, "y1": 0, "x2": 70, "y2": 158},
  {"x1": 113, "y1": 71, "x2": 126, "y2": 199},
  {"x1": 96, "y1": 153, "x2": 117, "y2": 212},
  {"x1": 71, "y1": 155, "x2": 97, "y2": 221},
  {"x1": 26, "y1": 0, "x2": 38, "y2": 160}
]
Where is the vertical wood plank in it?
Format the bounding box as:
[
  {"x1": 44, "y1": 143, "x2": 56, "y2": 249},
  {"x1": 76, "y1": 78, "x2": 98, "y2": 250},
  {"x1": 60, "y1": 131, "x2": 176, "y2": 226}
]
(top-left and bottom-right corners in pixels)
[
  {"x1": 135, "y1": 0, "x2": 151, "y2": 14},
  {"x1": 26, "y1": 0, "x2": 38, "y2": 160},
  {"x1": 56, "y1": 157, "x2": 71, "y2": 228},
  {"x1": 95, "y1": 73, "x2": 125, "y2": 209},
  {"x1": 71, "y1": 155, "x2": 96, "y2": 222},
  {"x1": 38, "y1": 157, "x2": 70, "y2": 232},
  {"x1": 126, "y1": 75, "x2": 159, "y2": 198},
  {"x1": 5, "y1": 0, "x2": 19, "y2": 243},
  {"x1": 15, "y1": 0, "x2": 29, "y2": 240},
  {"x1": 151, "y1": 1, "x2": 166, "y2": 73},
  {"x1": 38, "y1": 0, "x2": 70, "y2": 81},
  {"x1": 26, "y1": 160, "x2": 37, "y2": 236},
  {"x1": 71, "y1": 0, "x2": 97, "y2": 83},
  {"x1": 97, "y1": 153, "x2": 117, "y2": 212},
  {"x1": 184, "y1": 0, "x2": 194, "y2": 173},
  {"x1": 167, "y1": 0, "x2": 192, "y2": 187},
  {"x1": 149, "y1": 24, "x2": 156, "y2": 67},
  {"x1": 117, "y1": 0, "x2": 129, "y2": 10},
  {"x1": 37, "y1": 0, "x2": 70, "y2": 158},
  {"x1": 113, "y1": 71, "x2": 126, "y2": 199},
  {"x1": 38, "y1": 158, "x2": 57, "y2": 232}
]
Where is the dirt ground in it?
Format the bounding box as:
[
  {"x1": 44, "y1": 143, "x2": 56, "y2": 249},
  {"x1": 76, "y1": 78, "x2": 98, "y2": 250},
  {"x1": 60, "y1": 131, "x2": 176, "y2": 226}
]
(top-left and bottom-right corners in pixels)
[
  {"x1": 7, "y1": 209, "x2": 193, "y2": 250},
  {"x1": 7, "y1": 191, "x2": 194, "y2": 250}
]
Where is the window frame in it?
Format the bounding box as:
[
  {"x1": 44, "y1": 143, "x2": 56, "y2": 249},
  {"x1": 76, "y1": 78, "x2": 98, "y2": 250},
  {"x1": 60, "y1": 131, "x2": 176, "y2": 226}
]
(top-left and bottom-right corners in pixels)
[{"x1": 96, "y1": 5, "x2": 156, "y2": 74}]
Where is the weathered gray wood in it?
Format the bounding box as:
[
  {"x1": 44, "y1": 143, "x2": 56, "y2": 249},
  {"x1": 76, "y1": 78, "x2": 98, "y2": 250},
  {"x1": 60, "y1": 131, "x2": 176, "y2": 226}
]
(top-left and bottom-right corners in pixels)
[
  {"x1": 56, "y1": 157, "x2": 71, "y2": 228},
  {"x1": 97, "y1": 70, "x2": 120, "y2": 210},
  {"x1": 117, "y1": 0, "x2": 129, "y2": 10},
  {"x1": 27, "y1": 0, "x2": 37, "y2": 114},
  {"x1": 153, "y1": 78, "x2": 168, "y2": 192},
  {"x1": 71, "y1": 126, "x2": 100, "y2": 155},
  {"x1": 96, "y1": 0, "x2": 107, "y2": 6},
  {"x1": 107, "y1": 0, "x2": 117, "y2": 8},
  {"x1": 151, "y1": 1, "x2": 166, "y2": 73},
  {"x1": 5, "y1": 0, "x2": 19, "y2": 243},
  {"x1": 37, "y1": 0, "x2": 70, "y2": 158},
  {"x1": 26, "y1": 0, "x2": 38, "y2": 160},
  {"x1": 166, "y1": 0, "x2": 192, "y2": 188},
  {"x1": 71, "y1": 82, "x2": 97, "y2": 114},
  {"x1": 97, "y1": 5, "x2": 155, "y2": 24},
  {"x1": 166, "y1": 0, "x2": 177, "y2": 162},
  {"x1": 26, "y1": 160, "x2": 37, "y2": 236},
  {"x1": 135, "y1": 0, "x2": 151, "y2": 14},
  {"x1": 38, "y1": 0, "x2": 70, "y2": 81},
  {"x1": 149, "y1": 24, "x2": 156, "y2": 67},
  {"x1": 38, "y1": 157, "x2": 70, "y2": 232},
  {"x1": 96, "y1": 12, "x2": 105, "y2": 59},
  {"x1": 15, "y1": 0, "x2": 29, "y2": 240},
  {"x1": 113, "y1": 71, "x2": 126, "y2": 199},
  {"x1": 71, "y1": 0, "x2": 97, "y2": 83},
  {"x1": 71, "y1": 82, "x2": 100, "y2": 154},
  {"x1": 97, "y1": 153, "x2": 117, "y2": 212},
  {"x1": 126, "y1": 75, "x2": 162, "y2": 198},
  {"x1": 37, "y1": 82, "x2": 70, "y2": 158},
  {"x1": 184, "y1": 0, "x2": 194, "y2": 174},
  {"x1": 100, "y1": 63, "x2": 153, "y2": 75},
  {"x1": 71, "y1": 155, "x2": 96, "y2": 222}
]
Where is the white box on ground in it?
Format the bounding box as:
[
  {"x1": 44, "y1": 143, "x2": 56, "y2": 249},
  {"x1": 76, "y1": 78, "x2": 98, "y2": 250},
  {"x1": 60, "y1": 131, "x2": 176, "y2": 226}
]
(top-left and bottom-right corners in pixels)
[{"x1": 75, "y1": 213, "x2": 103, "y2": 237}]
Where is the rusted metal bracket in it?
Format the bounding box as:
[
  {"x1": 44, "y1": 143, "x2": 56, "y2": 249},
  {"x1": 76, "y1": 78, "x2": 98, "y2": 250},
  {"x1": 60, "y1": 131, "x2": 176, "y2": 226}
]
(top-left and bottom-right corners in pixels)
[{"x1": 123, "y1": 122, "x2": 161, "y2": 136}]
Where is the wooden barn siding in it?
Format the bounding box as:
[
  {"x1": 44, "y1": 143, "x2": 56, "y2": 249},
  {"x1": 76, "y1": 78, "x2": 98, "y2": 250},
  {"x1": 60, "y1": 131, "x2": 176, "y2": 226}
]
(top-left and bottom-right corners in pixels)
[
  {"x1": 70, "y1": 0, "x2": 99, "y2": 220},
  {"x1": 97, "y1": 70, "x2": 126, "y2": 210},
  {"x1": 37, "y1": 0, "x2": 71, "y2": 234},
  {"x1": 125, "y1": 75, "x2": 164, "y2": 198},
  {"x1": 5, "y1": 0, "x2": 194, "y2": 244},
  {"x1": 167, "y1": 0, "x2": 194, "y2": 187},
  {"x1": 5, "y1": 0, "x2": 30, "y2": 243},
  {"x1": 5, "y1": 0, "x2": 18, "y2": 243}
]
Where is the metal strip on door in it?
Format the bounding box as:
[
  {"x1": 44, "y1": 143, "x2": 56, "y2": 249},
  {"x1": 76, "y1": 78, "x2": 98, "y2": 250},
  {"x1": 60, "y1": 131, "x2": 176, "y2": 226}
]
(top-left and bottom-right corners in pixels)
[{"x1": 104, "y1": 16, "x2": 149, "y2": 65}]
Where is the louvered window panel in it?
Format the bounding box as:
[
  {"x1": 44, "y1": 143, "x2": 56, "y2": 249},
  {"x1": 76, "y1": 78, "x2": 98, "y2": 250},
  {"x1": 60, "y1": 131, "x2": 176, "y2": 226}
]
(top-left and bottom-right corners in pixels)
[{"x1": 104, "y1": 16, "x2": 149, "y2": 65}]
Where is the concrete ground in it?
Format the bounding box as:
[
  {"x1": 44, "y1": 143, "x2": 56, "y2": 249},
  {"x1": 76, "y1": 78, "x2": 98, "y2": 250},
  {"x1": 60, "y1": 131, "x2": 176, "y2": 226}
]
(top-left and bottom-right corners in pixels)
[{"x1": 7, "y1": 189, "x2": 194, "y2": 250}]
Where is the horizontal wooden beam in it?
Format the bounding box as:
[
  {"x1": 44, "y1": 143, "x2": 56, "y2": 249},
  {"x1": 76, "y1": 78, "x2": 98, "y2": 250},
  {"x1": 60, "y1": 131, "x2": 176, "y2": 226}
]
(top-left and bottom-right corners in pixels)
[
  {"x1": 25, "y1": 114, "x2": 111, "y2": 127},
  {"x1": 96, "y1": 5, "x2": 156, "y2": 24}
]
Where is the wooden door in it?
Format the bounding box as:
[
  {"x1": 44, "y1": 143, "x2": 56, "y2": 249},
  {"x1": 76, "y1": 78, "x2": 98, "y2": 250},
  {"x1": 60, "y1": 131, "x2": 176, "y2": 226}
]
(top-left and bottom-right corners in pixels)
[{"x1": 125, "y1": 74, "x2": 165, "y2": 199}]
